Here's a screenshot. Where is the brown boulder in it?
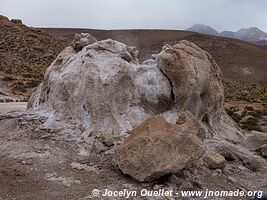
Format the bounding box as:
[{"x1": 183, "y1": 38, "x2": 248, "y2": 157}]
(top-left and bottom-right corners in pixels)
[
  {"x1": 99, "y1": 132, "x2": 114, "y2": 147},
  {"x1": 205, "y1": 153, "x2": 226, "y2": 169},
  {"x1": 157, "y1": 40, "x2": 224, "y2": 127},
  {"x1": 113, "y1": 113, "x2": 205, "y2": 182}
]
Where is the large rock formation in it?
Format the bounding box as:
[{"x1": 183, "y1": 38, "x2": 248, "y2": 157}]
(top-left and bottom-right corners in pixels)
[
  {"x1": 27, "y1": 35, "x2": 246, "y2": 181},
  {"x1": 113, "y1": 113, "x2": 205, "y2": 182},
  {"x1": 28, "y1": 38, "x2": 242, "y2": 140},
  {"x1": 28, "y1": 39, "x2": 172, "y2": 136}
]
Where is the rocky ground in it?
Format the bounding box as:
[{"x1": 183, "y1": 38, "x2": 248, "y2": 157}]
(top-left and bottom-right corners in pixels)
[
  {"x1": 0, "y1": 108, "x2": 266, "y2": 200},
  {"x1": 0, "y1": 37, "x2": 266, "y2": 200}
]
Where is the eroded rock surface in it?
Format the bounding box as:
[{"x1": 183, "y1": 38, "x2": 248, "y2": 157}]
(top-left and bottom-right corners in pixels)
[
  {"x1": 28, "y1": 39, "x2": 172, "y2": 137},
  {"x1": 28, "y1": 38, "x2": 242, "y2": 143},
  {"x1": 157, "y1": 41, "x2": 224, "y2": 127},
  {"x1": 113, "y1": 114, "x2": 205, "y2": 182}
]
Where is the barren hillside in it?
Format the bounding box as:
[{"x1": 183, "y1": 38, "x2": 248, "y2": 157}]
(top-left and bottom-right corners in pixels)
[
  {"x1": 43, "y1": 28, "x2": 267, "y2": 88},
  {"x1": 0, "y1": 16, "x2": 70, "y2": 98}
]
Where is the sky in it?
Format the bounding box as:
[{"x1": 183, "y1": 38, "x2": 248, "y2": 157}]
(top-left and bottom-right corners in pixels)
[{"x1": 1, "y1": 0, "x2": 267, "y2": 32}]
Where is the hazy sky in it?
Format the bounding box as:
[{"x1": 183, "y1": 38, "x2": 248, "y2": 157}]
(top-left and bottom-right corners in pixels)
[{"x1": 1, "y1": 0, "x2": 267, "y2": 32}]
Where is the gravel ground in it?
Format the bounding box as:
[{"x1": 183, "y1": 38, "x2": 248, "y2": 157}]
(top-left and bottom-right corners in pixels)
[{"x1": 0, "y1": 109, "x2": 266, "y2": 200}]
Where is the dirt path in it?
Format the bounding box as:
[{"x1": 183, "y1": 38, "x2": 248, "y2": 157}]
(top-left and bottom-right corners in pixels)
[{"x1": 0, "y1": 102, "x2": 27, "y2": 114}]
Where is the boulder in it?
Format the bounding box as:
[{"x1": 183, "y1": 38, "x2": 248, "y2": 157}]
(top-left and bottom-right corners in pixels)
[
  {"x1": 157, "y1": 40, "x2": 224, "y2": 127},
  {"x1": 113, "y1": 114, "x2": 205, "y2": 182},
  {"x1": 204, "y1": 153, "x2": 226, "y2": 169}
]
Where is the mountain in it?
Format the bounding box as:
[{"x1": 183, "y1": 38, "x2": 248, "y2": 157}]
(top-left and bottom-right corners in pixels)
[
  {"x1": 234, "y1": 27, "x2": 267, "y2": 42},
  {"x1": 187, "y1": 24, "x2": 219, "y2": 36},
  {"x1": 219, "y1": 31, "x2": 235, "y2": 38},
  {"x1": 187, "y1": 24, "x2": 267, "y2": 45}
]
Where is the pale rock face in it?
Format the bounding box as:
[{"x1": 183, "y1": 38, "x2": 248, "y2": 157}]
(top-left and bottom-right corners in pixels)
[
  {"x1": 28, "y1": 39, "x2": 172, "y2": 136},
  {"x1": 28, "y1": 38, "x2": 243, "y2": 142}
]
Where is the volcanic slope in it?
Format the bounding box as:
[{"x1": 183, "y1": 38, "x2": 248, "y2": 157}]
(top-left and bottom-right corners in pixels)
[{"x1": 43, "y1": 28, "x2": 267, "y2": 88}]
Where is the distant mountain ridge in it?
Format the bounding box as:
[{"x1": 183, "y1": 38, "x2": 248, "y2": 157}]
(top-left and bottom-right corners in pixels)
[
  {"x1": 187, "y1": 24, "x2": 219, "y2": 36},
  {"x1": 187, "y1": 24, "x2": 267, "y2": 45}
]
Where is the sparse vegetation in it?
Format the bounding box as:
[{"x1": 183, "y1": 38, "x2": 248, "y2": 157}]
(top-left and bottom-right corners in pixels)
[
  {"x1": 226, "y1": 105, "x2": 266, "y2": 132},
  {"x1": 223, "y1": 79, "x2": 267, "y2": 103},
  {"x1": 12, "y1": 81, "x2": 26, "y2": 93},
  {"x1": 0, "y1": 17, "x2": 70, "y2": 95},
  {"x1": 1, "y1": 76, "x2": 16, "y2": 81},
  {"x1": 239, "y1": 117, "x2": 263, "y2": 132},
  {"x1": 25, "y1": 79, "x2": 41, "y2": 88}
]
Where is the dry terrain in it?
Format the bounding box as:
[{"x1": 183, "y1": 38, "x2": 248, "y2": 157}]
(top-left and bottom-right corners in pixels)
[
  {"x1": 1, "y1": 15, "x2": 267, "y2": 101},
  {"x1": 0, "y1": 108, "x2": 266, "y2": 200},
  {"x1": 0, "y1": 15, "x2": 267, "y2": 200},
  {"x1": 0, "y1": 16, "x2": 70, "y2": 98},
  {"x1": 43, "y1": 28, "x2": 267, "y2": 88}
]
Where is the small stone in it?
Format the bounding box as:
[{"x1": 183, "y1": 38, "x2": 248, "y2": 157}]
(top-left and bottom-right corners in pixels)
[
  {"x1": 99, "y1": 132, "x2": 114, "y2": 147},
  {"x1": 227, "y1": 176, "x2": 238, "y2": 184},
  {"x1": 82, "y1": 128, "x2": 94, "y2": 144},
  {"x1": 93, "y1": 142, "x2": 107, "y2": 153},
  {"x1": 21, "y1": 159, "x2": 33, "y2": 165},
  {"x1": 211, "y1": 172, "x2": 218, "y2": 177},
  {"x1": 216, "y1": 169, "x2": 222, "y2": 174},
  {"x1": 178, "y1": 182, "x2": 194, "y2": 190},
  {"x1": 192, "y1": 180, "x2": 202, "y2": 189},
  {"x1": 256, "y1": 144, "x2": 267, "y2": 158},
  {"x1": 167, "y1": 174, "x2": 180, "y2": 184},
  {"x1": 188, "y1": 168, "x2": 198, "y2": 176},
  {"x1": 205, "y1": 153, "x2": 226, "y2": 169},
  {"x1": 153, "y1": 184, "x2": 163, "y2": 190}
]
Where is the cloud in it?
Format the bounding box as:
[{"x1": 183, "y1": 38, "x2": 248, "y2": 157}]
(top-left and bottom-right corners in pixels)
[{"x1": 0, "y1": 0, "x2": 267, "y2": 32}]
